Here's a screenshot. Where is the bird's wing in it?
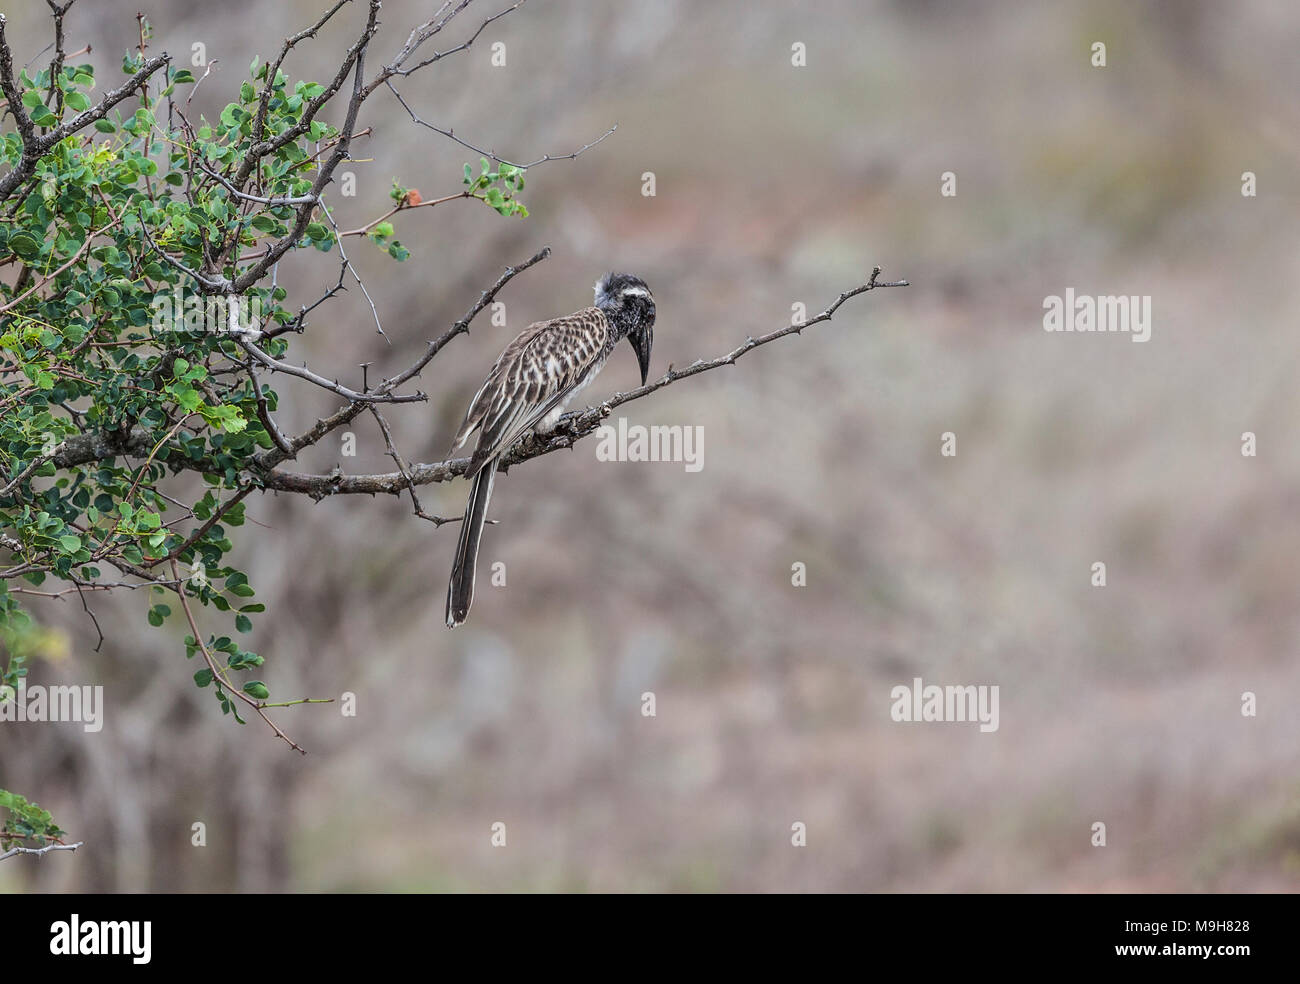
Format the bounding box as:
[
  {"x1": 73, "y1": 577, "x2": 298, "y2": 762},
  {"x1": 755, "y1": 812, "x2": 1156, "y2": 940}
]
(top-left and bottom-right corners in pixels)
[{"x1": 452, "y1": 308, "x2": 610, "y2": 474}]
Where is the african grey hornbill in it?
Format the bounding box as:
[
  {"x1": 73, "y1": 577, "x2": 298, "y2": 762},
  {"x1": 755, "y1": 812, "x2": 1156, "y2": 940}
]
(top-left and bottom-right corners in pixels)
[{"x1": 445, "y1": 272, "x2": 656, "y2": 627}]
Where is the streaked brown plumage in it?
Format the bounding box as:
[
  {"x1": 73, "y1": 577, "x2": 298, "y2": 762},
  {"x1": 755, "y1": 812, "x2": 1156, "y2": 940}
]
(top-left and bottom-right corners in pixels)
[{"x1": 452, "y1": 308, "x2": 613, "y2": 479}]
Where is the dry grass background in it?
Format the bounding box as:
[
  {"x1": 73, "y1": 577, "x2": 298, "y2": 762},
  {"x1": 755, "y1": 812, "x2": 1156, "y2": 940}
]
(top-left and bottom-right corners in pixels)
[{"x1": 3, "y1": 0, "x2": 1300, "y2": 891}]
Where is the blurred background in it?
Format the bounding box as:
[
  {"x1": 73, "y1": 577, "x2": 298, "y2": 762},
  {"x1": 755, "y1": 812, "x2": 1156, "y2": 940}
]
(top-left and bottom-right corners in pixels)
[{"x1": 3, "y1": 0, "x2": 1300, "y2": 892}]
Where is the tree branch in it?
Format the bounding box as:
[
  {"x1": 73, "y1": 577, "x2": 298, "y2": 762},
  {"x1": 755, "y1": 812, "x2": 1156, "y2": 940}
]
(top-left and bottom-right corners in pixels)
[
  {"x1": 385, "y1": 81, "x2": 617, "y2": 170},
  {"x1": 228, "y1": 0, "x2": 378, "y2": 194},
  {"x1": 234, "y1": 336, "x2": 425, "y2": 405},
  {"x1": 255, "y1": 271, "x2": 909, "y2": 499},
  {"x1": 27, "y1": 270, "x2": 908, "y2": 496},
  {"x1": 0, "y1": 840, "x2": 84, "y2": 861},
  {"x1": 245, "y1": 0, "x2": 352, "y2": 162},
  {"x1": 367, "y1": 405, "x2": 461, "y2": 524},
  {"x1": 382, "y1": 244, "x2": 551, "y2": 392},
  {"x1": 363, "y1": 0, "x2": 528, "y2": 96}
]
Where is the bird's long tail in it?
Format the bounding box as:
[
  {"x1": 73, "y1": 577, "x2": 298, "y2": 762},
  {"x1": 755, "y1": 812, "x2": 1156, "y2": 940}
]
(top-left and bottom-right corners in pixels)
[{"x1": 446, "y1": 463, "x2": 496, "y2": 627}]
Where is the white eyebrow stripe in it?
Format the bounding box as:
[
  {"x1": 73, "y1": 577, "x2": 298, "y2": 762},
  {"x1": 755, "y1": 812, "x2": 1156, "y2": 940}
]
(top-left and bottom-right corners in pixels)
[{"x1": 620, "y1": 286, "x2": 651, "y2": 298}]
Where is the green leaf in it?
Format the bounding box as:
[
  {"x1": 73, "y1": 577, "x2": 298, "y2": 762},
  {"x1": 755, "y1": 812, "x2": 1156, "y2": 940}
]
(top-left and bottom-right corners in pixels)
[
  {"x1": 8, "y1": 233, "x2": 40, "y2": 259},
  {"x1": 242, "y1": 681, "x2": 269, "y2": 700},
  {"x1": 235, "y1": 614, "x2": 252, "y2": 633},
  {"x1": 171, "y1": 383, "x2": 202, "y2": 412},
  {"x1": 193, "y1": 668, "x2": 214, "y2": 688}
]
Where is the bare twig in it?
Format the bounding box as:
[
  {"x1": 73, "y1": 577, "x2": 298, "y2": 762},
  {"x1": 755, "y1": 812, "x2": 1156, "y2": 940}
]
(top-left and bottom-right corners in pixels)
[
  {"x1": 44, "y1": 1, "x2": 77, "y2": 118},
  {"x1": 386, "y1": 81, "x2": 617, "y2": 169},
  {"x1": 72, "y1": 577, "x2": 104, "y2": 652},
  {"x1": 594, "y1": 267, "x2": 910, "y2": 415},
  {"x1": 235, "y1": 336, "x2": 425, "y2": 404},
  {"x1": 368, "y1": 406, "x2": 461, "y2": 525},
  {"x1": 315, "y1": 190, "x2": 386, "y2": 338},
  {"x1": 0, "y1": 840, "x2": 84, "y2": 861},
  {"x1": 185, "y1": 57, "x2": 217, "y2": 106},
  {"x1": 196, "y1": 161, "x2": 319, "y2": 206},
  {"x1": 245, "y1": 362, "x2": 293, "y2": 454},
  {"x1": 337, "y1": 189, "x2": 476, "y2": 238},
  {"x1": 364, "y1": 0, "x2": 528, "y2": 95},
  {"x1": 9, "y1": 577, "x2": 183, "y2": 596},
  {"x1": 382, "y1": 245, "x2": 551, "y2": 392}
]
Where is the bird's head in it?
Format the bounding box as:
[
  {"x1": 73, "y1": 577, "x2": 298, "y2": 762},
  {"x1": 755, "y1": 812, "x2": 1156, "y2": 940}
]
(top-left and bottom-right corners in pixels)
[{"x1": 595, "y1": 272, "x2": 655, "y2": 385}]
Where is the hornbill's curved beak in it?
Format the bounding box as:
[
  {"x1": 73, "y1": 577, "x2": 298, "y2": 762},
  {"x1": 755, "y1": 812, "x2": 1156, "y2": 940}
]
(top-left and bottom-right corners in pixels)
[{"x1": 633, "y1": 323, "x2": 653, "y2": 386}]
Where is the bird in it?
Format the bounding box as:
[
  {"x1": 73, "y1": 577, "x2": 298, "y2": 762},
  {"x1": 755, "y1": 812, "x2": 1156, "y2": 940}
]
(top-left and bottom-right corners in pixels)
[{"x1": 445, "y1": 272, "x2": 656, "y2": 627}]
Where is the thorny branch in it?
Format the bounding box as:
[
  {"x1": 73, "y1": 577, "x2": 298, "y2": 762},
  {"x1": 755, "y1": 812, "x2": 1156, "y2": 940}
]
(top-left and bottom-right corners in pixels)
[{"x1": 242, "y1": 270, "x2": 910, "y2": 499}]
